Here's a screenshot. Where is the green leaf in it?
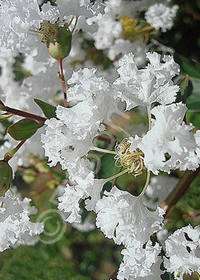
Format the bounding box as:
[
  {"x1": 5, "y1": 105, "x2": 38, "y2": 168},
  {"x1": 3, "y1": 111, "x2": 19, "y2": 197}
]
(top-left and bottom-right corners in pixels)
[
  {"x1": 8, "y1": 119, "x2": 41, "y2": 140},
  {"x1": 178, "y1": 74, "x2": 189, "y2": 95},
  {"x1": 0, "y1": 114, "x2": 13, "y2": 121},
  {"x1": 179, "y1": 56, "x2": 200, "y2": 80},
  {"x1": 186, "y1": 78, "x2": 200, "y2": 110},
  {"x1": 0, "y1": 161, "x2": 13, "y2": 193},
  {"x1": 34, "y1": 98, "x2": 56, "y2": 119},
  {"x1": 99, "y1": 154, "x2": 119, "y2": 179},
  {"x1": 186, "y1": 110, "x2": 200, "y2": 128},
  {"x1": 177, "y1": 56, "x2": 200, "y2": 110},
  {"x1": 176, "y1": 75, "x2": 193, "y2": 103}
]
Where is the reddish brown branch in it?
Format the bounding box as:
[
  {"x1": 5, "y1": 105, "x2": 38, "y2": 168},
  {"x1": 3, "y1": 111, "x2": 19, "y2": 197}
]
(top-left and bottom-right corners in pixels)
[
  {"x1": 95, "y1": 134, "x2": 116, "y2": 145},
  {"x1": 160, "y1": 167, "x2": 200, "y2": 219},
  {"x1": 3, "y1": 105, "x2": 46, "y2": 124}
]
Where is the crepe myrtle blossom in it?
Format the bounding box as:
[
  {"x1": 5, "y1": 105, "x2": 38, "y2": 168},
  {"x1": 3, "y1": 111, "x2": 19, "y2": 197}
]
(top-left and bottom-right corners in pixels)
[
  {"x1": 40, "y1": 51, "x2": 200, "y2": 280},
  {"x1": 0, "y1": 0, "x2": 60, "y2": 52},
  {"x1": 95, "y1": 186, "x2": 164, "y2": 247},
  {"x1": 164, "y1": 225, "x2": 200, "y2": 279},
  {"x1": 117, "y1": 241, "x2": 162, "y2": 280},
  {"x1": 41, "y1": 67, "x2": 120, "y2": 170},
  {"x1": 145, "y1": 3, "x2": 179, "y2": 32},
  {"x1": 87, "y1": 0, "x2": 165, "y2": 59},
  {"x1": 58, "y1": 158, "x2": 106, "y2": 223},
  {"x1": 114, "y1": 52, "x2": 180, "y2": 110},
  {"x1": 115, "y1": 103, "x2": 200, "y2": 175},
  {"x1": 0, "y1": 190, "x2": 44, "y2": 252}
]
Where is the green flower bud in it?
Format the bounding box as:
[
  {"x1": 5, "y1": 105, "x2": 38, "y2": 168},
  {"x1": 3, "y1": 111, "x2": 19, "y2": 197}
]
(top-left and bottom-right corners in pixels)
[
  {"x1": 39, "y1": 22, "x2": 72, "y2": 60},
  {"x1": 22, "y1": 169, "x2": 37, "y2": 184}
]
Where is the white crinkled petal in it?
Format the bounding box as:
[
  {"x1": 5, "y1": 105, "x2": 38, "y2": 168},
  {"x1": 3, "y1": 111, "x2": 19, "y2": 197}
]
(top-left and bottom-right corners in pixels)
[
  {"x1": 145, "y1": 3, "x2": 178, "y2": 32},
  {"x1": 58, "y1": 185, "x2": 85, "y2": 224},
  {"x1": 0, "y1": 190, "x2": 44, "y2": 252},
  {"x1": 117, "y1": 241, "x2": 161, "y2": 280},
  {"x1": 114, "y1": 52, "x2": 179, "y2": 110},
  {"x1": 95, "y1": 186, "x2": 165, "y2": 246},
  {"x1": 139, "y1": 103, "x2": 200, "y2": 174},
  {"x1": 164, "y1": 225, "x2": 200, "y2": 279}
]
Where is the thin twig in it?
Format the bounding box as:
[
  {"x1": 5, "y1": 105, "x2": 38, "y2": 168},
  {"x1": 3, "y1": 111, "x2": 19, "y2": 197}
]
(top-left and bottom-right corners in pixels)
[
  {"x1": 160, "y1": 167, "x2": 200, "y2": 219},
  {"x1": 57, "y1": 58, "x2": 68, "y2": 107},
  {"x1": 3, "y1": 140, "x2": 26, "y2": 162},
  {"x1": 3, "y1": 105, "x2": 46, "y2": 124}
]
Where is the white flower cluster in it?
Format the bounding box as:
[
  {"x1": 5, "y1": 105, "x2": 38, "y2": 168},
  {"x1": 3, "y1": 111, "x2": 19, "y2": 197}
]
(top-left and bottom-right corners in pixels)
[
  {"x1": 145, "y1": 3, "x2": 179, "y2": 32},
  {"x1": 0, "y1": 1, "x2": 199, "y2": 279},
  {"x1": 87, "y1": 0, "x2": 148, "y2": 62},
  {"x1": 87, "y1": 0, "x2": 178, "y2": 61},
  {"x1": 114, "y1": 52, "x2": 180, "y2": 110},
  {"x1": 127, "y1": 102, "x2": 200, "y2": 174},
  {"x1": 0, "y1": 189, "x2": 44, "y2": 252},
  {"x1": 41, "y1": 51, "x2": 200, "y2": 279},
  {"x1": 164, "y1": 225, "x2": 200, "y2": 279}
]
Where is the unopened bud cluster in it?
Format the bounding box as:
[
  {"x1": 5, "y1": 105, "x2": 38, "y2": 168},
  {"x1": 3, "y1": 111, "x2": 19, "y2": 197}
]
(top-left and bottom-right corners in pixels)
[{"x1": 39, "y1": 22, "x2": 72, "y2": 60}]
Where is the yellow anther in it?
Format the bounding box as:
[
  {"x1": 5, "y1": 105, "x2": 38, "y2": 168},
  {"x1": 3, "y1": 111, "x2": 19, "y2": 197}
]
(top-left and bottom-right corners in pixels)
[{"x1": 115, "y1": 138, "x2": 144, "y2": 176}]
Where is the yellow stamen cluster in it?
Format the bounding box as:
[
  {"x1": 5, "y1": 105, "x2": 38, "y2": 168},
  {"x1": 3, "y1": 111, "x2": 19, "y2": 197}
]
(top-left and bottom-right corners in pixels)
[
  {"x1": 115, "y1": 138, "x2": 144, "y2": 176},
  {"x1": 120, "y1": 16, "x2": 156, "y2": 42}
]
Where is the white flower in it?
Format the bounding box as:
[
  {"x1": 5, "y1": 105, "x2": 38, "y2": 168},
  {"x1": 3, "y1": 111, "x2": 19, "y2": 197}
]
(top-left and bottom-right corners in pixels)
[
  {"x1": 95, "y1": 186, "x2": 164, "y2": 247},
  {"x1": 57, "y1": 158, "x2": 106, "y2": 222},
  {"x1": 58, "y1": 184, "x2": 85, "y2": 223},
  {"x1": 139, "y1": 103, "x2": 200, "y2": 174},
  {"x1": 117, "y1": 241, "x2": 161, "y2": 279},
  {"x1": 145, "y1": 3, "x2": 178, "y2": 32},
  {"x1": 0, "y1": 0, "x2": 59, "y2": 52},
  {"x1": 114, "y1": 52, "x2": 179, "y2": 110},
  {"x1": 0, "y1": 190, "x2": 44, "y2": 252},
  {"x1": 164, "y1": 225, "x2": 200, "y2": 279},
  {"x1": 90, "y1": 13, "x2": 122, "y2": 50},
  {"x1": 146, "y1": 52, "x2": 180, "y2": 87},
  {"x1": 41, "y1": 67, "x2": 122, "y2": 169},
  {"x1": 58, "y1": 175, "x2": 106, "y2": 223}
]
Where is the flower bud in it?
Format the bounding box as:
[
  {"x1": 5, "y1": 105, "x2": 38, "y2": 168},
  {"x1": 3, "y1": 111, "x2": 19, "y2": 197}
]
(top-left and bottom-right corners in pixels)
[{"x1": 40, "y1": 22, "x2": 72, "y2": 60}]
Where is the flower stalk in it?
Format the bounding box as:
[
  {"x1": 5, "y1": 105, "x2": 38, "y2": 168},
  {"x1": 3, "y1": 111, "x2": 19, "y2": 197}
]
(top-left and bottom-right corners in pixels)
[
  {"x1": 3, "y1": 140, "x2": 26, "y2": 162},
  {"x1": 57, "y1": 58, "x2": 68, "y2": 108}
]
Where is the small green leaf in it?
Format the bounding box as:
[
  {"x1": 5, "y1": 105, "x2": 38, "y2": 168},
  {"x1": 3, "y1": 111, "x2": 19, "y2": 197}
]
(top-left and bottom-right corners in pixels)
[
  {"x1": 34, "y1": 98, "x2": 56, "y2": 119},
  {"x1": 178, "y1": 75, "x2": 189, "y2": 95},
  {"x1": 186, "y1": 111, "x2": 200, "y2": 128},
  {"x1": 179, "y1": 56, "x2": 200, "y2": 80},
  {"x1": 176, "y1": 74, "x2": 193, "y2": 103},
  {"x1": 8, "y1": 119, "x2": 41, "y2": 140},
  {"x1": 0, "y1": 161, "x2": 13, "y2": 193},
  {"x1": 186, "y1": 78, "x2": 200, "y2": 110},
  {"x1": 0, "y1": 114, "x2": 13, "y2": 121}
]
